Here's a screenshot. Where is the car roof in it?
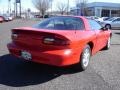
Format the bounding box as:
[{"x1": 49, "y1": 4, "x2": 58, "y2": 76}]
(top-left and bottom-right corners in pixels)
[{"x1": 52, "y1": 15, "x2": 87, "y2": 22}]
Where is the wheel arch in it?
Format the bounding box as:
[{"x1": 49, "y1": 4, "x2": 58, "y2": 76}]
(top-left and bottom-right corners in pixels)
[
  {"x1": 110, "y1": 33, "x2": 112, "y2": 38},
  {"x1": 105, "y1": 24, "x2": 111, "y2": 29},
  {"x1": 87, "y1": 41, "x2": 94, "y2": 54}
]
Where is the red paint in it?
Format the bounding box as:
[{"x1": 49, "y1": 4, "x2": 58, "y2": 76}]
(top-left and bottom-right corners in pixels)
[
  {"x1": 7, "y1": 16, "x2": 111, "y2": 66},
  {"x1": 0, "y1": 16, "x2": 4, "y2": 22}
]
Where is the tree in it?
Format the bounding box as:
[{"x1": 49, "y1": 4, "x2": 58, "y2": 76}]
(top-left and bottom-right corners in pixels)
[
  {"x1": 76, "y1": 0, "x2": 88, "y2": 16},
  {"x1": 57, "y1": 2, "x2": 67, "y2": 15},
  {"x1": 32, "y1": 0, "x2": 51, "y2": 16}
]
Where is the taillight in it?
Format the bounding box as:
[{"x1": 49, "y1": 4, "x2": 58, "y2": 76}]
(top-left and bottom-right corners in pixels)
[
  {"x1": 43, "y1": 38, "x2": 55, "y2": 44},
  {"x1": 43, "y1": 37, "x2": 70, "y2": 46}
]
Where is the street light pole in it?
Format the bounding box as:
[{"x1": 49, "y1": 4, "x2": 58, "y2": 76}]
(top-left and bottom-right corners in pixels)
[{"x1": 15, "y1": 0, "x2": 21, "y2": 18}]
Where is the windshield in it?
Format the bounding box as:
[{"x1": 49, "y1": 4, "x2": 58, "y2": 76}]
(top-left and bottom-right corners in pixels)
[{"x1": 32, "y1": 16, "x2": 85, "y2": 30}]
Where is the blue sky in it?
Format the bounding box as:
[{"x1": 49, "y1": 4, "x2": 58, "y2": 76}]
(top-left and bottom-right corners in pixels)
[{"x1": 0, "y1": 0, "x2": 120, "y2": 13}]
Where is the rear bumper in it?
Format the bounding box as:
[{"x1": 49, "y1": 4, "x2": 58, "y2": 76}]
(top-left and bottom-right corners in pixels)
[{"x1": 7, "y1": 43, "x2": 80, "y2": 66}]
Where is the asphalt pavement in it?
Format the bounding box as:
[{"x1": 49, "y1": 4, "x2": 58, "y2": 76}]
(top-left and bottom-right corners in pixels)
[{"x1": 0, "y1": 19, "x2": 120, "y2": 90}]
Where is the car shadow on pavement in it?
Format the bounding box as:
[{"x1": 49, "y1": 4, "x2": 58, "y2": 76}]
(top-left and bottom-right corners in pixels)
[{"x1": 0, "y1": 54, "x2": 81, "y2": 87}]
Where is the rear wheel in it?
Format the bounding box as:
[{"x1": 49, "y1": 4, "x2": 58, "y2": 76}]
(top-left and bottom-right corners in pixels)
[
  {"x1": 80, "y1": 45, "x2": 91, "y2": 70},
  {"x1": 74, "y1": 45, "x2": 91, "y2": 71}
]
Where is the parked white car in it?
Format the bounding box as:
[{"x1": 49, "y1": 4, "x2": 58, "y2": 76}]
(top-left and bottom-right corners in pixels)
[
  {"x1": 88, "y1": 16, "x2": 108, "y2": 23},
  {"x1": 101, "y1": 17, "x2": 120, "y2": 29},
  {"x1": 98, "y1": 17, "x2": 110, "y2": 22},
  {"x1": 8, "y1": 16, "x2": 13, "y2": 21},
  {"x1": 88, "y1": 16, "x2": 101, "y2": 22},
  {"x1": 2, "y1": 14, "x2": 13, "y2": 21}
]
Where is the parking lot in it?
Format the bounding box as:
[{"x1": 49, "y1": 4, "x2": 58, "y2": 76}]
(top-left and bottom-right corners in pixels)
[{"x1": 0, "y1": 19, "x2": 120, "y2": 90}]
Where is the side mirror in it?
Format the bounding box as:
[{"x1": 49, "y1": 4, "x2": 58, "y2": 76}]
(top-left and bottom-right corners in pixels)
[{"x1": 101, "y1": 27, "x2": 109, "y2": 31}]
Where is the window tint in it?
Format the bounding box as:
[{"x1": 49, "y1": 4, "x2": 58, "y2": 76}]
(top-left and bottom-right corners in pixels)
[
  {"x1": 33, "y1": 17, "x2": 85, "y2": 30},
  {"x1": 88, "y1": 20, "x2": 102, "y2": 30}
]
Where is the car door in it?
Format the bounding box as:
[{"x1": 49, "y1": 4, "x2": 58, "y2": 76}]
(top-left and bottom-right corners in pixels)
[
  {"x1": 89, "y1": 20, "x2": 107, "y2": 52},
  {"x1": 111, "y1": 18, "x2": 120, "y2": 29}
]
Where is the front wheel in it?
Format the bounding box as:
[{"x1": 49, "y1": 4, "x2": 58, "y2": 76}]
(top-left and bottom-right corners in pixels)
[
  {"x1": 105, "y1": 24, "x2": 111, "y2": 29},
  {"x1": 104, "y1": 37, "x2": 111, "y2": 50}
]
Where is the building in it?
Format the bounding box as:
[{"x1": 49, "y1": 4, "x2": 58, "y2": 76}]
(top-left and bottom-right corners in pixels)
[
  {"x1": 70, "y1": 2, "x2": 120, "y2": 17},
  {"x1": 70, "y1": 7, "x2": 81, "y2": 16}
]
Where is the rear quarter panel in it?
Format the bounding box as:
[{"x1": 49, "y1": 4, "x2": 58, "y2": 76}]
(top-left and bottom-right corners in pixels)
[{"x1": 68, "y1": 17, "x2": 98, "y2": 56}]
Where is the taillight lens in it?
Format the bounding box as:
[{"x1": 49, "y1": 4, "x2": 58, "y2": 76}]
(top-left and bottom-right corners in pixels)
[
  {"x1": 43, "y1": 38, "x2": 55, "y2": 44},
  {"x1": 43, "y1": 37, "x2": 70, "y2": 46}
]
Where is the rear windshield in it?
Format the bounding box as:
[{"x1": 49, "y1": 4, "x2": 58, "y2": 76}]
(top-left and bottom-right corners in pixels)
[{"x1": 32, "y1": 16, "x2": 85, "y2": 30}]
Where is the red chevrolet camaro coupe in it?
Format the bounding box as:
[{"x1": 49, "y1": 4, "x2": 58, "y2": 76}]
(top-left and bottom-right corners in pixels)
[{"x1": 7, "y1": 16, "x2": 112, "y2": 70}]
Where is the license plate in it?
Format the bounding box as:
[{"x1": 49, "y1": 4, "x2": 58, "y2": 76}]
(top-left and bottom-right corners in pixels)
[{"x1": 21, "y1": 51, "x2": 32, "y2": 60}]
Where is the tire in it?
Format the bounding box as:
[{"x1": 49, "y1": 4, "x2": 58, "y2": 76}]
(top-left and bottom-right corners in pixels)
[
  {"x1": 105, "y1": 24, "x2": 111, "y2": 29},
  {"x1": 104, "y1": 37, "x2": 111, "y2": 50},
  {"x1": 74, "y1": 45, "x2": 91, "y2": 71}
]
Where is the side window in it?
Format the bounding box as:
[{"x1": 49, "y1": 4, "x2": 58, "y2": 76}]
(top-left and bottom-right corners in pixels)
[
  {"x1": 113, "y1": 18, "x2": 120, "y2": 22},
  {"x1": 46, "y1": 20, "x2": 54, "y2": 29},
  {"x1": 75, "y1": 18, "x2": 85, "y2": 30},
  {"x1": 89, "y1": 20, "x2": 102, "y2": 30},
  {"x1": 65, "y1": 18, "x2": 85, "y2": 30},
  {"x1": 65, "y1": 19, "x2": 77, "y2": 30}
]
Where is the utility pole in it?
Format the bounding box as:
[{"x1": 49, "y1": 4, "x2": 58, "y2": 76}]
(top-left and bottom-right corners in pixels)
[
  {"x1": 20, "y1": 0, "x2": 21, "y2": 17},
  {"x1": 67, "y1": 0, "x2": 69, "y2": 15},
  {"x1": 7, "y1": 0, "x2": 12, "y2": 15},
  {"x1": 2, "y1": 7, "x2": 5, "y2": 14},
  {"x1": 16, "y1": 0, "x2": 18, "y2": 17},
  {"x1": 50, "y1": 0, "x2": 53, "y2": 15},
  {"x1": 9, "y1": 0, "x2": 11, "y2": 15},
  {"x1": 14, "y1": 2, "x2": 16, "y2": 17},
  {"x1": 8, "y1": 0, "x2": 10, "y2": 14}
]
